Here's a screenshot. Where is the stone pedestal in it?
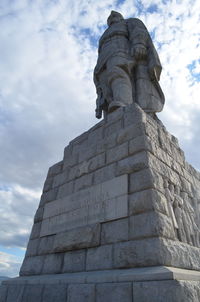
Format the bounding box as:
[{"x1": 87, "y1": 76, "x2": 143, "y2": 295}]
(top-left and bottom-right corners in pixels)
[{"x1": 1, "y1": 104, "x2": 200, "y2": 301}]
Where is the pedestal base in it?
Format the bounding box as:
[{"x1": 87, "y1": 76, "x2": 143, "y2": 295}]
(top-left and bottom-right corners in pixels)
[{"x1": 1, "y1": 266, "x2": 200, "y2": 302}]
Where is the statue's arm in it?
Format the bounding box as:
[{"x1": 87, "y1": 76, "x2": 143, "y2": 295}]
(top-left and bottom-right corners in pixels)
[{"x1": 127, "y1": 18, "x2": 148, "y2": 60}]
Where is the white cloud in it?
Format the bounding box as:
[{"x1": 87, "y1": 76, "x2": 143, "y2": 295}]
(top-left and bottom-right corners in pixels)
[{"x1": 0, "y1": 251, "x2": 21, "y2": 277}]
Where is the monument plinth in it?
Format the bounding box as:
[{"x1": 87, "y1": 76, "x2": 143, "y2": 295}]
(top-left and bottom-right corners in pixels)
[{"x1": 1, "y1": 11, "x2": 200, "y2": 302}]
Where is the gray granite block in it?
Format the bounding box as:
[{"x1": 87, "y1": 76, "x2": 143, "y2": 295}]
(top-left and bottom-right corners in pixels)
[
  {"x1": 116, "y1": 151, "x2": 148, "y2": 175},
  {"x1": 6, "y1": 285, "x2": 25, "y2": 302},
  {"x1": 129, "y1": 189, "x2": 168, "y2": 215},
  {"x1": 42, "y1": 253, "x2": 64, "y2": 274},
  {"x1": 20, "y1": 255, "x2": 45, "y2": 276},
  {"x1": 42, "y1": 284, "x2": 67, "y2": 302},
  {"x1": 132, "y1": 280, "x2": 200, "y2": 302},
  {"x1": 129, "y1": 168, "x2": 164, "y2": 193},
  {"x1": 30, "y1": 222, "x2": 41, "y2": 240},
  {"x1": 25, "y1": 238, "x2": 39, "y2": 257},
  {"x1": 86, "y1": 245, "x2": 113, "y2": 271},
  {"x1": 106, "y1": 142, "x2": 128, "y2": 164},
  {"x1": 57, "y1": 181, "x2": 74, "y2": 199},
  {"x1": 96, "y1": 282, "x2": 132, "y2": 302},
  {"x1": 53, "y1": 224, "x2": 100, "y2": 252},
  {"x1": 0, "y1": 285, "x2": 8, "y2": 302},
  {"x1": 129, "y1": 212, "x2": 175, "y2": 240},
  {"x1": 38, "y1": 235, "x2": 55, "y2": 255},
  {"x1": 101, "y1": 218, "x2": 128, "y2": 244},
  {"x1": 21, "y1": 284, "x2": 43, "y2": 302},
  {"x1": 63, "y1": 250, "x2": 86, "y2": 273},
  {"x1": 67, "y1": 284, "x2": 95, "y2": 302}
]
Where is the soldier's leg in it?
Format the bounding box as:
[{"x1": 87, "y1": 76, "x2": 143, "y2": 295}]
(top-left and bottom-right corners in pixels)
[{"x1": 107, "y1": 57, "x2": 133, "y2": 112}]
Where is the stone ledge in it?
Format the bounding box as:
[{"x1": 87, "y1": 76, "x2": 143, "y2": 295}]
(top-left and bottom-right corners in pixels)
[{"x1": 3, "y1": 266, "x2": 200, "y2": 286}]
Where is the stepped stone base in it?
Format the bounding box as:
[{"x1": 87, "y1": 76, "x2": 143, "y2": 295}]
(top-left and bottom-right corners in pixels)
[
  {"x1": 1, "y1": 267, "x2": 200, "y2": 302},
  {"x1": 1, "y1": 103, "x2": 200, "y2": 301}
]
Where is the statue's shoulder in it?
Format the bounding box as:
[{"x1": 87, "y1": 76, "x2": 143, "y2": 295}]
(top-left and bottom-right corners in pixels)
[{"x1": 126, "y1": 18, "x2": 147, "y2": 29}]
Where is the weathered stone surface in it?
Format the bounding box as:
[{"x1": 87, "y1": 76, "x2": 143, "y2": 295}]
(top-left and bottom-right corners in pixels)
[
  {"x1": 104, "y1": 119, "x2": 122, "y2": 138},
  {"x1": 41, "y1": 175, "x2": 128, "y2": 236},
  {"x1": 39, "y1": 187, "x2": 58, "y2": 207},
  {"x1": 6, "y1": 285, "x2": 24, "y2": 302},
  {"x1": 96, "y1": 282, "x2": 132, "y2": 302},
  {"x1": 116, "y1": 151, "x2": 148, "y2": 175},
  {"x1": 63, "y1": 250, "x2": 86, "y2": 273},
  {"x1": 0, "y1": 285, "x2": 7, "y2": 302},
  {"x1": 25, "y1": 238, "x2": 39, "y2": 257},
  {"x1": 48, "y1": 161, "x2": 63, "y2": 177},
  {"x1": 129, "y1": 212, "x2": 175, "y2": 240},
  {"x1": 53, "y1": 224, "x2": 100, "y2": 252},
  {"x1": 113, "y1": 238, "x2": 200, "y2": 270},
  {"x1": 30, "y1": 222, "x2": 41, "y2": 240},
  {"x1": 34, "y1": 207, "x2": 44, "y2": 223},
  {"x1": 116, "y1": 123, "x2": 145, "y2": 145},
  {"x1": 129, "y1": 135, "x2": 152, "y2": 155},
  {"x1": 86, "y1": 245, "x2": 113, "y2": 271},
  {"x1": 37, "y1": 235, "x2": 55, "y2": 255},
  {"x1": 101, "y1": 218, "x2": 128, "y2": 244},
  {"x1": 129, "y1": 189, "x2": 168, "y2": 215},
  {"x1": 106, "y1": 142, "x2": 128, "y2": 164},
  {"x1": 67, "y1": 284, "x2": 95, "y2": 302},
  {"x1": 42, "y1": 284, "x2": 67, "y2": 302},
  {"x1": 57, "y1": 181, "x2": 74, "y2": 199},
  {"x1": 42, "y1": 253, "x2": 64, "y2": 274},
  {"x1": 132, "y1": 280, "x2": 200, "y2": 302},
  {"x1": 93, "y1": 163, "x2": 116, "y2": 185},
  {"x1": 42, "y1": 176, "x2": 54, "y2": 193},
  {"x1": 22, "y1": 284, "x2": 43, "y2": 302},
  {"x1": 74, "y1": 173, "x2": 93, "y2": 192},
  {"x1": 52, "y1": 170, "x2": 68, "y2": 188},
  {"x1": 20, "y1": 256, "x2": 44, "y2": 276},
  {"x1": 129, "y1": 168, "x2": 164, "y2": 193}
]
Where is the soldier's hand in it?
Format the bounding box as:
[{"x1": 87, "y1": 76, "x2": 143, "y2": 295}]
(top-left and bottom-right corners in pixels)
[{"x1": 132, "y1": 46, "x2": 147, "y2": 60}]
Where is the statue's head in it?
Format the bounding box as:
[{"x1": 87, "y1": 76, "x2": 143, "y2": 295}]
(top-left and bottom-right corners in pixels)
[{"x1": 107, "y1": 11, "x2": 124, "y2": 26}]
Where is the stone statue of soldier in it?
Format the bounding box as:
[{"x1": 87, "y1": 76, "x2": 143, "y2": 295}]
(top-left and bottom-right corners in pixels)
[{"x1": 94, "y1": 11, "x2": 165, "y2": 118}]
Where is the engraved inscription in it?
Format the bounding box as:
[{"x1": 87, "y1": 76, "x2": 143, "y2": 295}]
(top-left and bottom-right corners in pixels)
[{"x1": 40, "y1": 175, "x2": 128, "y2": 237}]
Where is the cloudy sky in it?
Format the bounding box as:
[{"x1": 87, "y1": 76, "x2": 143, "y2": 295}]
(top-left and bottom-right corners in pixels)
[{"x1": 0, "y1": 0, "x2": 199, "y2": 277}]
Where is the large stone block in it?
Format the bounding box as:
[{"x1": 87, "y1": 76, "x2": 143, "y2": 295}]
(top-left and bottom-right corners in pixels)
[
  {"x1": 20, "y1": 255, "x2": 45, "y2": 276},
  {"x1": 53, "y1": 224, "x2": 100, "y2": 252},
  {"x1": 129, "y1": 168, "x2": 164, "y2": 193},
  {"x1": 21, "y1": 284, "x2": 43, "y2": 302},
  {"x1": 37, "y1": 235, "x2": 55, "y2": 255},
  {"x1": 132, "y1": 280, "x2": 200, "y2": 302},
  {"x1": 6, "y1": 285, "x2": 24, "y2": 302},
  {"x1": 30, "y1": 222, "x2": 41, "y2": 240},
  {"x1": 25, "y1": 238, "x2": 39, "y2": 257},
  {"x1": 101, "y1": 218, "x2": 128, "y2": 244},
  {"x1": 42, "y1": 253, "x2": 64, "y2": 274},
  {"x1": 0, "y1": 285, "x2": 7, "y2": 302},
  {"x1": 116, "y1": 151, "x2": 148, "y2": 175},
  {"x1": 63, "y1": 249, "x2": 86, "y2": 273},
  {"x1": 42, "y1": 284, "x2": 67, "y2": 302},
  {"x1": 129, "y1": 212, "x2": 175, "y2": 240},
  {"x1": 57, "y1": 181, "x2": 74, "y2": 199},
  {"x1": 96, "y1": 282, "x2": 132, "y2": 302},
  {"x1": 40, "y1": 175, "x2": 128, "y2": 236},
  {"x1": 86, "y1": 245, "x2": 113, "y2": 271},
  {"x1": 113, "y1": 238, "x2": 200, "y2": 270},
  {"x1": 129, "y1": 189, "x2": 168, "y2": 215},
  {"x1": 116, "y1": 122, "x2": 145, "y2": 145},
  {"x1": 67, "y1": 284, "x2": 95, "y2": 302},
  {"x1": 106, "y1": 142, "x2": 128, "y2": 164}
]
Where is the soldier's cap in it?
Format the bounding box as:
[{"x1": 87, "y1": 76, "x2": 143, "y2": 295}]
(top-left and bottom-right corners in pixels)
[{"x1": 107, "y1": 10, "x2": 124, "y2": 26}]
